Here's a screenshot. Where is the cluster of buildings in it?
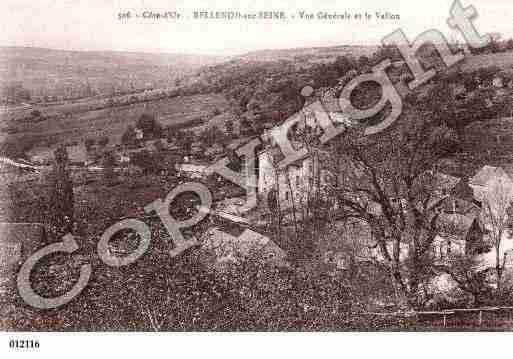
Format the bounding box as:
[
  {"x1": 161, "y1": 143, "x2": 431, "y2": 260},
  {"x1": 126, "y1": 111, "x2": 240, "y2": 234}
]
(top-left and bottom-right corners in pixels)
[
  {"x1": 5, "y1": 65, "x2": 513, "y2": 302},
  {"x1": 250, "y1": 106, "x2": 513, "y2": 280}
]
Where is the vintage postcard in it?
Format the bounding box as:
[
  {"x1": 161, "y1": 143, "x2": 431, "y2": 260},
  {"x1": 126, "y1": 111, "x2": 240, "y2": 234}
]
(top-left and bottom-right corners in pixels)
[{"x1": 1, "y1": 0, "x2": 513, "y2": 356}]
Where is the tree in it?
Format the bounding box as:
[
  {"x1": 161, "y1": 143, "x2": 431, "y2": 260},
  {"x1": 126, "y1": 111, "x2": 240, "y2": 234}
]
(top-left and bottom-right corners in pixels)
[
  {"x1": 121, "y1": 125, "x2": 138, "y2": 147},
  {"x1": 462, "y1": 73, "x2": 478, "y2": 92},
  {"x1": 102, "y1": 150, "x2": 118, "y2": 186},
  {"x1": 0, "y1": 135, "x2": 39, "y2": 159},
  {"x1": 177, "y1": 131, "x2": 194, "y2": 154},
  {"x1": 208, "y1": 126, "x2": 228, "y2": 147},
  {"x1": 479, "y1": 177, "x2": 513, "y2": 294},
  {"x1": 435, "y1": 251, "x2": 489, "y2": 307},
  {"x1": 506, "y1": 39, "x2": 513, "y2": 51},
  {"x1": 160, "y1": 154, "x2": 178, "y2": 182},
  {"x1": 225, "y1": 119, "x2": 234, "y2": 138},
  {"x1": 421, "y1": 82, "x2": 457, "y2": 127},
  {"x1": 85, "y1": 138, "x2": 96, "y2": 151},
  {"x1": 154, "y1": 139, "x2": 166, "y2": 152},
  {"x1": 489, "y1": 32, "x2": 502, "y2": 53},
  {"x1": 333, "y1": 56, "x2": 356, "y2": 77},
  {"x1": 48, "y1": 145, "x2": 74, "y2": 234},
  {"x1": 131, "y1": 149, "x2": 163, "y2": 175},
  {"x1": 30, "y1": 110, "x2": 41, "y2": 118},
  {"x1": 240, "y1": 118, "x2": 254, "y2": 137},
  {"x1": 357, "y1": 55, "x2": 371, "y2": 72},
  {"x1": 474, "y1": 66, "x2": 501, "y2": 87},
  {"x1": 372, "y1": 45, "x2": 402, "y2": 63},
  {"x1": 165, "y1": 127, "x2": 178, "y2": 143},
  {"x1": 97, "y1": 136, "x2": 109, "y2": 148},
  {"x1": 136, "y1": 113, "x2": 163, "y2": 139},
  {"x1": 315, "y1": 109, "x2": 460, "y2": 309}
]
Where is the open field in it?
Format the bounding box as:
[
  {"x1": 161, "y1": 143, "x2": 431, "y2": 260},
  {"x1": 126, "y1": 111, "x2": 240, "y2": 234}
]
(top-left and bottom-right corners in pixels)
[
  {"x1": 236, "y1": 45, "x2": 378, "y2": 63},
  {"x1": 3, "y1": 93, "x2": 230, "y2": 148}
]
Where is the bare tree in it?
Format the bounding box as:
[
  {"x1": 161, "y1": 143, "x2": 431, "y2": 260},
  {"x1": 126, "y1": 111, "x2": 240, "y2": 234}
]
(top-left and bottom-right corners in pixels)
[
  {"x1": 284, "y1": 171, "x2": 300, "y2": 241},
  {"x1": 432, "y1": 212, "x2": 490, "y2": 306},
  {"x1": 48, "y1": 145, "x2": 74, "y2": 234},
  {"x1": 479, "y1": 177, "x2": 513, "y2": 293},
  {"x1": 263, "y1": 146, "x2": 284, "y2": 242},
  {"x1": 313, "y1": 109, "x2": 460, "y2": 309}
]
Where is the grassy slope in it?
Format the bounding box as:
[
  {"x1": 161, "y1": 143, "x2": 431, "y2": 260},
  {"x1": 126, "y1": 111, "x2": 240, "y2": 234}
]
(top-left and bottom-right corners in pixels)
[
  {"x1": 0, "y1": 46, "x2": 226, "y2": 95},
  {"x1": 461, "y1": 51, "x2": 513, "y2": 72},
  {"x1": 6, "y1": 93, "x2": 230, "y2": 148},
  {"x1": 457, "y1": 116, "x2": 513, "y2": 174},
  {"x1": 3, "y1": 48, "x2": 513, "y2": 159}
]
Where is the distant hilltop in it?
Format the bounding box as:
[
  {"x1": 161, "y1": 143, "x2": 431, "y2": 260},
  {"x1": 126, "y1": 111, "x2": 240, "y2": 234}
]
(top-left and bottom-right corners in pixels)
[
  {"x1": 0, "y1": 46, "x2": 227, "y2": 68},
  {"x1": 0, "y1": 46, "x2": 228, "y2": 103},
  {"x1": 234, "y1": 45, "x2": 379, "y2": 62}
]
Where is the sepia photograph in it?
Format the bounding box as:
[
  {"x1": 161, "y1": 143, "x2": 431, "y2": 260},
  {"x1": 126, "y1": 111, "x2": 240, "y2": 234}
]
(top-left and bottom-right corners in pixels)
[{"x1": 2, "y1": 0, "x2": 513, "y2": 356}]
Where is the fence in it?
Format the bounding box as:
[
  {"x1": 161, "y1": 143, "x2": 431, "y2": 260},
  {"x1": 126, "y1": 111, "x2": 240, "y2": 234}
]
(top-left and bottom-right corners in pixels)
[{"x1": 361, "y1": 306, "x2": 513, "y2": 329}]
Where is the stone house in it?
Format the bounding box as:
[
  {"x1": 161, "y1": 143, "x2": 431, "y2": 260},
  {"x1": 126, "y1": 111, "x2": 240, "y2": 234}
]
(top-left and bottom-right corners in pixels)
[
  {"x1": 257, "y1": 145, "x2": 327, "y2": 211},
  {"x1": 27, "y1": 147, "x2": 54, "y2": 165},
  {"x1": 66, "y1": 144, "x2": 88, "y2": 165},
  {"x1": 134, "y1": 128, "x2": 144, "y2": 140},
  {"x1": 469, "y1": 165, "x2": 513, "y2": 218},
  {"x1": 176, "y1": 161, "x2": 208, "y2": 179},
  {"x1": 468, "y1": 165, "x2": 513, "y2": 269}
]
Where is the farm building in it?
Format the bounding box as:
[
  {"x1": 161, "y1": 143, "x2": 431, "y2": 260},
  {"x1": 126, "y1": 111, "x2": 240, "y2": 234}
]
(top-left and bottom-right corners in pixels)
[
  {"x1": 66, "y1": 144, "x2": 88, "y2": 165},
  {"x1": 176, "y1": 161, "x2": 208, "y2": 179}
]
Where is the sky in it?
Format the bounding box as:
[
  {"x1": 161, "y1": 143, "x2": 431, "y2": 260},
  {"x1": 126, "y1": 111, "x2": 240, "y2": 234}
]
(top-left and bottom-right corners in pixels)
[{"x1": 0, "y1": 0, "x2": 512, "y2": 55}]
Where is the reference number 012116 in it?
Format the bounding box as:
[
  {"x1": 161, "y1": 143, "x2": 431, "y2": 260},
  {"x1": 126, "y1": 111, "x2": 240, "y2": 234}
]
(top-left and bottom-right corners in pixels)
[{"x1": 9, "y1": 339, "x2": 40, "y2": 349}]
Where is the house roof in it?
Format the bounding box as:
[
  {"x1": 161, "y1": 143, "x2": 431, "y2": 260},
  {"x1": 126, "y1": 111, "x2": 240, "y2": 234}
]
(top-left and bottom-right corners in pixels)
[
  {"x1": 205, "y1": 143, "x2": 224, "y2": 156},
  {"x1": 410, "y1": 172, "x2": 461, "y2": 212},
  {"x1": 497, "y1": 69, "x2": 513, "y2": 76},
  {"x1": 144, "y1": 138, "x2": 170, "y2": 151},
  {"x1": 258, "y1": 140, "x2": 309, "y2": 166},
  {"x1": 428, "y1": 172, "x2": 461, "y2": 193},
  {"x1": 470, "y1": 165, "x2": 510, "y2": 187},
  {"x1": 27, "y1": 147, "x2": 54, "y2": 164},
  {"x1": 66, "y1": 144, "x2": 87, "y2": 163},
  {"x1": 201, "y1": 227, "x2": 287, "y2": 269},
  {"x1": 450, "y1": 178, "x2": 474, "y2": 203},
  {"x1": 178, "y1": 162, "x2": 208, "y2": 172},
  {"x1": 450, "y1": 82, "x2": 466, "y2": 94},
  {"x1": 0, "y1": 156, "x2": 38, "y2": 171},
  {"x1": 227, "y1": 137, "x2": 255, "y2": 151},
  {"x1": 437, "y1": 212, "x2": 477, "y2": 240}
]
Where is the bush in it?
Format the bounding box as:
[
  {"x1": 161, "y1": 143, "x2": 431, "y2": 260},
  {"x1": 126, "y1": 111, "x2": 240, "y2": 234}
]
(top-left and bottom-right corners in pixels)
[
  {"x1": 97, "y1": 136, "x2": 109, "y2": 148},
  {"x1": 136, "y1": 113, "x2": 163, "y2": 139},
  {"x1": 30, "y1": 110, "x2": 41, "y2": 118},
  {"x1": 131, "y1": 150, "x2": 163, "y2": 174}
]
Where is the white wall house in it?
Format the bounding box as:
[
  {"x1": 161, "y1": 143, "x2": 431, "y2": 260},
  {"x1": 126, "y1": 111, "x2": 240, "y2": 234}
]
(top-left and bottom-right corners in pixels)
[
  {"x1": 468, "y1": 165, "x2": 513, "y2": 270},
  {"x1": 176, "y1": 163, "x2": 208, "y2": 179},
  {"x1": 469, "y1": 165, "x2": 513, "y2": 209},
  {"x1": 469, "y1": 165, "x2": 513, "y2": 236},
  {"x1": 493, "y1": 76, "x2": 504, "y2": 88},
  {"x1": 257, "y1": 148, "x2": 326, "y2": 211}
]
